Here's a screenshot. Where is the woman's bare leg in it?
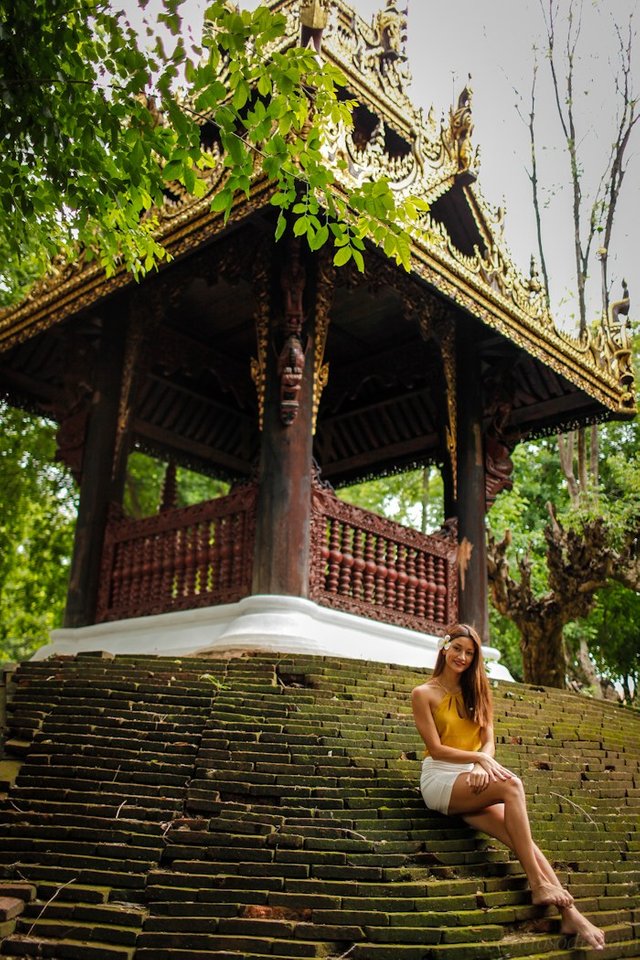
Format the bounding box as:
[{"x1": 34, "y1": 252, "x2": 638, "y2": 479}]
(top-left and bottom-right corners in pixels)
[
  {"x1": 463, "y1": 804, "x2": 605, "y2": 950},
  {"x1": 464, "y1": 804, "x2": 568, "y2": 894},
  {"x1": 448, "y1": 774, "x2": 571, "y2": 907}
]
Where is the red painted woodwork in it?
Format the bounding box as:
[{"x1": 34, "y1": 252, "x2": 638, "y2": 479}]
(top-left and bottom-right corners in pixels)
[
  {"x1": 309, "y1": 483, "x2": 458, "y2": 633},
  {"x1": 96, "y1": 483, "x2": 258, "y2": 622},
  {"x1": 95, "y1": 481, "x2": 458, "y2": 633}
]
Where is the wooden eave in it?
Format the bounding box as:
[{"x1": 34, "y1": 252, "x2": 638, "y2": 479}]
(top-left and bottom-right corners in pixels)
[{"x1": 1, "y1": 174, "x2": 631, "y2": 424}]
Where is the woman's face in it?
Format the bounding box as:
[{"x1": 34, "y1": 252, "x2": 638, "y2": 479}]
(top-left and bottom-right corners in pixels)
[{"x1": 445, "y1": 635, "x2": 476, "y2": 674}]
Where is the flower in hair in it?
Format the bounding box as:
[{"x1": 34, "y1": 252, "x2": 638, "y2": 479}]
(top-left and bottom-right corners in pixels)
[{"x1": 437, "y1": 634, "x2": 451, "y2": 651}]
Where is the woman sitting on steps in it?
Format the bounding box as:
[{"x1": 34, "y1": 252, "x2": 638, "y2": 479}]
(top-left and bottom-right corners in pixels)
[{"x1": 412, "y1": 623, "x2": 605, "y2": 951}]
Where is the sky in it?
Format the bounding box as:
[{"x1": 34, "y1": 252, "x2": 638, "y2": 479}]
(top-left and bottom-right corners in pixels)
[{"x1": 129, "y1": 0, "x2": 640, "y2": 331}]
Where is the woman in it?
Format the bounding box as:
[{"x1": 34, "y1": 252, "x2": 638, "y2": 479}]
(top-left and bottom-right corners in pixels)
[{"x1": 412, "y1": 623, "x2": 605, "y2": 951}]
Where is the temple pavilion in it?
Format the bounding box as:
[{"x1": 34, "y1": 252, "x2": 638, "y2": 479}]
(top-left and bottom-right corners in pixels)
[{"x1": 0, "y1": 0, "x2": 634, "y2": 672}]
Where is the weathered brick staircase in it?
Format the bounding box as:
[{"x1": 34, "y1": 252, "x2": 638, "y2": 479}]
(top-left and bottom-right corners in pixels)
[{"x1": 0, "y1": 652, "x2": 638, "y2": 960}]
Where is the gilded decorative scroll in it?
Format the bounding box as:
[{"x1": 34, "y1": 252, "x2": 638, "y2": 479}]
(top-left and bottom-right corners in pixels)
[
  {"x1": 250, "y1": 247, "x2": 271, "y2": 431},
  {"x1": 436, "y1": 321, "x2": 457, "y2": 500},
  {"x1": 47, "y1": 325, "x2": 99, "y2": 483},
  {"x1": 312, "y1": 253, "x2": 335, "y2": 433},
  {"x1": 113, "y1": 290, "x2": 163, "y2": 480}
]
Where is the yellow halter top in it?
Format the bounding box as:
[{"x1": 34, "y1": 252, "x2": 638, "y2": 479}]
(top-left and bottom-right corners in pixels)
[{"x1": 424, "y1": 689, "x2": 482, "y2": 758}]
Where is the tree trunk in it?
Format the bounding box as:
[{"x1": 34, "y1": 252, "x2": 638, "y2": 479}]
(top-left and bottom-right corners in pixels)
[
  {"x1": 520, "y1": 615, "x2": 566, "y2": 688},
  {"x1": 487, "y1": 513, "x2": 614, "y2": 688},
  {"x1": 558, "y1": 432, "x2": 580, "y2": 505}
]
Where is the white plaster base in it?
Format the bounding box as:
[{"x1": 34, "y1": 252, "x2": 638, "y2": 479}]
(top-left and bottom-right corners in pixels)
[{"x1": 41, "y1": 594, "x2": 513, "y2": 680}]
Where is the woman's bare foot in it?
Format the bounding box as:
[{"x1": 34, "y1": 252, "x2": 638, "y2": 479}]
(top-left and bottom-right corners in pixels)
[
  {"x1": 531, "y1": 880, "x2": 573, "y2": 908},
  {"x1": 560, "y1": 906, "x2": 606, "y2": 951}
]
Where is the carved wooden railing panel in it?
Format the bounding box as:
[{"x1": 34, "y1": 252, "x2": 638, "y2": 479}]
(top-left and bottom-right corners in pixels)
[
  {"x1": 309, "y1": 484, "x2": 458, "y2": 633},
  {"x1": 96, "y1": 483, "x2": 257, "y2": 622}
]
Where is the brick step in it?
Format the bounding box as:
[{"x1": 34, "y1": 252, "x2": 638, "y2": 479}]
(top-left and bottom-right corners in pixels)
[
  {"x1": 13, "y1": 915, "x2": 140, "y2": 946},
  {"x1": 135, "y1": 930, "x2": 355, "y2": 956},
  {"x1": 7, "y1": 786, "x2": 184, "y2": 808},
  {"x1": 362, "y1": 922, "x2": 505, "y2": 943},
  {"x1": 0, "y1": 801, "x2": 170, "y2": 823},
  {"x1": 11, "y1": 776, "x2": 187, "y2": 799},
  {"x1": 18, "y1": 761, "x2": 194, "y2": 783},
  {"x1": 0, "y1": 821, "x2": 163, "y2": 847},
  {"x1": 135, "y1": 948, "x2": 338, "y2": 959},
  {"x1": 3, "y1": 790, "x2": 181, "y2": 820},
  {"x1": 0, "y1": 935, "x2": 135, "y2": 960},
  {"x1": 0, "y1": 840, "x2": 161, "y2": 862},
  {"x1": 32, "y1": 732, "x2": 202, "y2": 751},
  {"x1": 34, "y1": 884, "x2": 112, "y2": 905},
  {"x1": 20, "y1": 902, "x2": 147, "y2": 926},
  {"x1": 7, "y1": 863, "x2": 148, "y2": 891},
  {"x1": 19, "y1": 719, "x2": 205, "y2": 738},
  {"x1": 346, "y1": 922, "x2": 635, "y2": 959}
]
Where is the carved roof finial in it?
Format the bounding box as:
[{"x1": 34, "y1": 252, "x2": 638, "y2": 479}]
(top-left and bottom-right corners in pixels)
[
  {"x1": 449, "y1": 76, "x2": 475, "y2": 178},
  {"x1": 300, "y1": 0, "x2": 329, "y2": 52}
]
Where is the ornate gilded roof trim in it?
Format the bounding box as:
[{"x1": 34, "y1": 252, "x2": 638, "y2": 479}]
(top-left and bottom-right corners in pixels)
[
  {"x1": 409, "y1": 245, "x2": 633, "y2": 415},
  {"x1": 0, "y1": 163, "x2": 275, "y2": 353},
  {"x1": 0, "y1": 0, "x2": 634, "y2": 418}
]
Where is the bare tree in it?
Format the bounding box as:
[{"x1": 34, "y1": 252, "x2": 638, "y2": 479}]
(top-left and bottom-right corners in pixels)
[
  {"x1": 490, "y1": 0, "x2": 638, "y2": 687},
  {"x1": 539, "y1": 0, "x2": 637, "y2": 498}
]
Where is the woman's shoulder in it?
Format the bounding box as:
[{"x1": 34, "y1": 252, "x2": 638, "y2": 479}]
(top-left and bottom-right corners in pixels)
[{"x1": 411, "y1": 680, "x2": 441, "y2": 708}]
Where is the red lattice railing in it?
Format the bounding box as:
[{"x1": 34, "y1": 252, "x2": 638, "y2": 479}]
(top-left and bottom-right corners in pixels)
[
  {"x1": 96, "y1": 480, "x2": 458, "y2": 630},
  {"x1": 96, "y1": 483, "x2": 257, "y2": 622},
  {"x1": 309, "y1": 484, "x2": 458, "y2": 633}
]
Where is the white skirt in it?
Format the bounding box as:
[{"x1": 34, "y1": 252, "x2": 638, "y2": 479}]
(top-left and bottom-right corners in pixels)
[{"x1": 420, "y1": 758, "x2": 473, "y2": 814}]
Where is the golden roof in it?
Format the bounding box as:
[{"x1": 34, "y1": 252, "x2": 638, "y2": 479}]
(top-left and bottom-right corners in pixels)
[{"x1": 0, "y1": 0, "x2": 635, "y2": 418}]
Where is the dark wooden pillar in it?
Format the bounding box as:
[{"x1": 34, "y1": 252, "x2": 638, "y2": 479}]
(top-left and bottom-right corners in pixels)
[
  {"x1": 252, "y1": 245, "x2": 315, "y2": 596},
  {"x1": 456, "y1": 325, "x2": 489, "y2": 639},
  {"x1": 64, "y1": 310, "x2": 126, "y2": 627}
]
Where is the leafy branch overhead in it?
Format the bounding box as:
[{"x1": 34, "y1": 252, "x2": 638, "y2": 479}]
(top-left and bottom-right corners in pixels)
[{"x1": 0, "y1": 0, "x2": 428, "y2": 301}]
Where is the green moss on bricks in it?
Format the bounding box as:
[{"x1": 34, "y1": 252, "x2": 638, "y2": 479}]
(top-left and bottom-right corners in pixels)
[{"x1": 1, "y1": 652, "x2": 639, "y2": 960}]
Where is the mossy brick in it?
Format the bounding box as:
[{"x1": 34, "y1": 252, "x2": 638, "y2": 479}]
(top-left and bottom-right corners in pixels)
[
  {"x1": 282, "y1": 878, "x2": 358, "y2": 896},
  {"x1": 194, "y1": 768, "x2": 276, "y2": 784},
  {"x1": 349, "y1": 945, "x2": 446, "y2": 960},
  {"x1": 14, "y1": 917, "x2": 139, "y2": 947},
  {"x1": 34, "y1": 903, "x2": 145, "y2": 927},
  {"x1": 312, "y1": 909, "x2": 389, "y2": 925},
  {"x1": 275, "y1": 850, "x2": 344, "y2": 867},
  {"x1": 267, "y1": 892, "x2": 341, "y2": 910},
  {"x1": 440, "y1": 924, "x2": 504, "y2": 944},
  {"x1": 150, "y1": 870, "x2": 284, "y2": 892},
  {"x1": 0, "y1": 899, "x2": 25, "y2": 923},
  {"x1": 2, "y1": 943, "x2": 134, "y2": 960},
  {"x1": 137, "y1": 931, "x2": 274, "y2": 952},
  {"x1": 215, "y1": 916, "x2": 295, "y2": 937}
]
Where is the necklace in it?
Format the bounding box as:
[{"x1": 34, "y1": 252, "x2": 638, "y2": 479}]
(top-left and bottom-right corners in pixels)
[{"x1": 432, "y1": 676, "x2": 461, "y2": 696}]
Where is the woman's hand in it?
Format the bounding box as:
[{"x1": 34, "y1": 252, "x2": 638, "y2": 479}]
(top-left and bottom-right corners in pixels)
[
  {"x1": 474, "y1": 753, "x2": 513, "y2": 781},
  {"x1": 466, "y1": 762, "x2": 490, "y2": 793}
]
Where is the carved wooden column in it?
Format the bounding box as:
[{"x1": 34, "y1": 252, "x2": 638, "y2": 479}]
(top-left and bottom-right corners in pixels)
[
  {"x1": 456, "y1": 323, "x2": 489, "y2": 639},
  {"x1": 252, "y1": 241, "x2": 316, "y2": 596},
  {"x1": 64, "y1": 307, "x2": 127, "y2": 627}
]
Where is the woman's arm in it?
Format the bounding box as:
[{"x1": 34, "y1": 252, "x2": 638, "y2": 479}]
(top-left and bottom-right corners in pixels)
[{"x1": 480, "y1": 725, "x2": 495, "y2": 758}]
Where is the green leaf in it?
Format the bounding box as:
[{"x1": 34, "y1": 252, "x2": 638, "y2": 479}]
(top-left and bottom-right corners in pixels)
[{"x1": 333, "y1": 245, "x2": 352, "y2": 267}]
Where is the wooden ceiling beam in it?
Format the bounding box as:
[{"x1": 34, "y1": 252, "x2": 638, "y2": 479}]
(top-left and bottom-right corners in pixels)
[
  {"x1": 134, "y1": 419, "x2": 253, "y2": 475},
  {"x1": 321, "y1": 430, "x2": 440, "y2": 479}
]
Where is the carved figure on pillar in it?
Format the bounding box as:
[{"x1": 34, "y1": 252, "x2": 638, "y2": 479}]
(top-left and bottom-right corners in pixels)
[
  {"x1": 278, "y1": 239, "x2": 307, "y2": 426},
  {"x1": 484, "y1": 398, "x2": 515, "y2": 509},
  {"x1": 278, "y1": 334, "x2": 306, "y2": 425},
  {"x1": 46, "y1": 332, "x2": 97, "y2": 484}
]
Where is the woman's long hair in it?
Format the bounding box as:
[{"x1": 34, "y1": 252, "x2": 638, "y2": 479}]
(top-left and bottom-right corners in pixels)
[{"x1": 432, "y1": 623, "x2": 493, "y2": 728}]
